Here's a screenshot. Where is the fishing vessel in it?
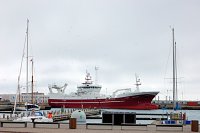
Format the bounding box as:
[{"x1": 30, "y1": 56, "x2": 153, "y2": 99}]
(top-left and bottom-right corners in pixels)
[{"x1": 48, "y1": 72, "x2": 159, "y2": 110}]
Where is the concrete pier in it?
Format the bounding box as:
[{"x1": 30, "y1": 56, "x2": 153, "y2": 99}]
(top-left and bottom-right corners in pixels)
[{"x1": 0, "y1": 123, "x2": 195, "y2": 133}]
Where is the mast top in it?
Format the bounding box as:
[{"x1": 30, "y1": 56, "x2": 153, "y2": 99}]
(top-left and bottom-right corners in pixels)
[{"x1": 135, "y1": 74, "x2": 141, "y2": 92}]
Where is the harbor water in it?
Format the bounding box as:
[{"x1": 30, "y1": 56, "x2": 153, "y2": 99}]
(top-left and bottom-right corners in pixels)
[{"x1": 101, "y1": 109, "x2": 200, "y2": 124}]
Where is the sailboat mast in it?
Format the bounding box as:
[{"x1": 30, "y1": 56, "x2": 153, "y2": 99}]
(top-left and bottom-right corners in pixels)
[
  {"x1": 175, "y1": 42, "x2": 178, "y2": 103},
  {"x1": 172, "y1": 28, "x2": 177, "y2": 110},
  {"x1": 31, "y1": 59, "x2": 34, "y2": 104},
  {"x1": 26, "y1": 19, "x2": 29, "y2": 96}
]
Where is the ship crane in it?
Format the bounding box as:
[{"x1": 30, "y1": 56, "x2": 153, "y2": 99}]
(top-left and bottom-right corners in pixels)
[{"x1": 48, "y1": 83, "x2": 68, "y2": 94}]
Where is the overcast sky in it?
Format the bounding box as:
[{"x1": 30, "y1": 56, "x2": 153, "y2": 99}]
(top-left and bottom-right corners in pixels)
[{"x1": 0, "y1": 0, "x2": 200, "y2": 100}]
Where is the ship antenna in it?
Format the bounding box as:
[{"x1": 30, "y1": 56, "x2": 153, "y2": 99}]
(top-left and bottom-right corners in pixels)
[
  {"x1": 95, "y1": 66, "x2": 99, "y2": 85},
  {"x1": 85, "y1": 70, "x2": 92, "y2": 84},
  {"x1": 135, "y1": 74, "x2": 141, "y2": 92}
]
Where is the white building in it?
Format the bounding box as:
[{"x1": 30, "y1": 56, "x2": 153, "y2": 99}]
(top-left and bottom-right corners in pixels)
[{"x1": 0, "y1": 92, "x2": 49, "y2": 104}]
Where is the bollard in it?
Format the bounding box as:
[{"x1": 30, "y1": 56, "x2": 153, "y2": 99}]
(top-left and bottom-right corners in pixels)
[{"x1": 69, "y1": 118, "x2": 76, "y2": 129}]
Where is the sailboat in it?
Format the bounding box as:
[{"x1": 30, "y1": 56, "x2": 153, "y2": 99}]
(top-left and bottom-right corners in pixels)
[
  {"x1": 12, "y1": 19, "x2": 52, "y2": 122},
  {"x1": 13, "y1": 19, "x2": 40, "y2": 112},
  {"x1": 161, "y1": 28, "x2": 185, "y2": 125}
]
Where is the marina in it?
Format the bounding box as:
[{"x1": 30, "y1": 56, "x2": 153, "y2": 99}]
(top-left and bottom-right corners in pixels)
[
  {"x1": 0, "y1": 26, "x2": 199, "y2": 132},
  {"x1": 1, "y1": 1, "x2": 200, "y2": 133},
  {"x1": 0, "y1": 108, "x2": 199, "y2": 132},
  {"x1": 1, "y1": 109, "x2": 200, "y2": 123}
]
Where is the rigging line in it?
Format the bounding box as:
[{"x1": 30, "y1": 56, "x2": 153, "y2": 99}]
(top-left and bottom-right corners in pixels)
[
  {"x1": 18, "y1": 35, "x2": 27, "y2": 81},
  {"x1": 163, "y1": 37, "x2": 173, "y2": 90},
  {"x1": 175, "y1": 40, "x2": 184, "y2": 83},
  {"x1": 175, "y1": 41, "x2": 185, "y2": 101},
  {"x1": 28, "y1": 24, "x2": 34, "y2": 59},
  {"x1": 13, "y1": 34, "x2": 27, "y2": 114},
  {"x1": 27, "y1": 23, "x2": 37, "y2": 92}
]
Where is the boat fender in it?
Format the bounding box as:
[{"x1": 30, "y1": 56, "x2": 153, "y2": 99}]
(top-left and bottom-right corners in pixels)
[{"x1": 48, "y1": 112, "x2": 53, "y2": 118}]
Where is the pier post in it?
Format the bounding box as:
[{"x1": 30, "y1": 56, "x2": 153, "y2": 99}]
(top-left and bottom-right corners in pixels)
[
  {"x1": 69, "y1": 118, "x2": 76, "y2": 129},
  {"x1": 191, "y1": 120, "x2": 199, "y2": 132}
]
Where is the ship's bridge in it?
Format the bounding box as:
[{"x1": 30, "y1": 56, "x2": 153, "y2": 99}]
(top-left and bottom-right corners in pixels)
[
  {"x1": 77, "y1": 84, "x2": 102, "y2": 96},
  {"x1": 77, "y1": 72, "x2": 102, "y2": 97}
]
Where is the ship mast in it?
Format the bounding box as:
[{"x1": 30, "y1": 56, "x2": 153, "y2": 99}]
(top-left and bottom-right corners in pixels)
[
  {"x1": 172, "y1": 28, "x2": 178, "y2": 110},
  {"x1": 95, "y1": 66, "x2": 99, "y2": 85},
  {"x1": 26, "y1": 19, "x2": 29, "y2": 97},
  {"x1": 31, "y1": 58, "x2": 34, "y2": 104},
  {"x1": 135, "y1": 74, "x2": 141, "y2": 92}
]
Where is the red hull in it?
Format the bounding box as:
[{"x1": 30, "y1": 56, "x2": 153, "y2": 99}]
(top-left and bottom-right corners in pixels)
[{"x1": 48, "y1": 93, "x2": 158, "y2": 110}]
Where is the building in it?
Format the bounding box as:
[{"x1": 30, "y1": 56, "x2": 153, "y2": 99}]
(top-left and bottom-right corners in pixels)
[{"x1": 0, "y1": 92, "x2": 49, "y2": 104}]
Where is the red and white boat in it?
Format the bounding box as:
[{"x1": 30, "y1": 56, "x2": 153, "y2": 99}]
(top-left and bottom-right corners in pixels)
[{"x1": 48, "y1": 72, "x2": 159, "y2": 110}]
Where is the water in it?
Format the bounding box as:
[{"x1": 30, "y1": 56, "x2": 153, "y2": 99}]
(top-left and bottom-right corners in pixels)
[
  {"x1": 53, "y1": 108, "x2": 200, "y2": 124},
  {"x1": 101, "y1": 109, "x2": 200, "y2": 124}
]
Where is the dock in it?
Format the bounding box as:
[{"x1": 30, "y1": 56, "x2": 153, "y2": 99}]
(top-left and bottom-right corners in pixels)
[
  {"x1": 0, "y1": 108, "x2": 101, "y2": 122},
  {"x1": 0, "y1": 109, "x2": 171, "y2": 122},
  {"x1": 0, "y1": 109, "x2": 198, "y2": 133},
  {"x1": 0, "y1": 122, "x2": 195, "y2": 133}
]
